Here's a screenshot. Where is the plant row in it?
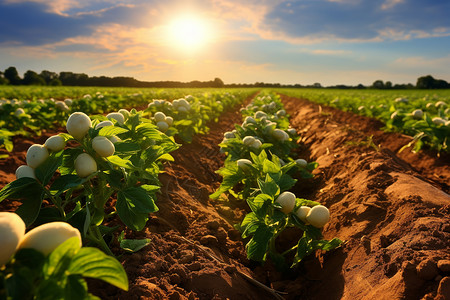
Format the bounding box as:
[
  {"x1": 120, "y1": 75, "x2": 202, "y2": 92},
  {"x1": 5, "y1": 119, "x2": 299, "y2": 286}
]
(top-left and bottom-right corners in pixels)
[
  {"x1": 276, "y1": 88, "x2": 450, "y2": 153},
  {"x1": 0, "y1": 91, "x2": 249, "y2": 298},
  {"x1": 211, "y1": 92, "x2": 342, "y2": 270}
]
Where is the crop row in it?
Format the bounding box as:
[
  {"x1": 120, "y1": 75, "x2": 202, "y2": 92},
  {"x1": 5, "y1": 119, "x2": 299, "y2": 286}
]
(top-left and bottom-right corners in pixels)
[
  {"x1": 0, "y1": 87, "x2": 257, "y2": 153},
  {"x1": 211, "y1": 92, "x2": 342, "y2": 269},
  {"x1": 275, "y1": 88, "x2": 450, "y2": 153},
  {"x1": 0, "y1": 91, "x2": 251, "y2": 298}
]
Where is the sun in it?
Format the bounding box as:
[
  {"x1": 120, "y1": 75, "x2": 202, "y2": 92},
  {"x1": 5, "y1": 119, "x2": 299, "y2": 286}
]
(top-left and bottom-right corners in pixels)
[{"x1": 167, "y1": 16, "x2": 210, "y2": 50}]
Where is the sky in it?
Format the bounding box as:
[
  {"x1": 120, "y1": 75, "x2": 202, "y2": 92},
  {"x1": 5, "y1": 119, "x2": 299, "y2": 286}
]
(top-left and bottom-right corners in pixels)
[{"x1": 0, "y1": 0, "x2": 449, "y2": 86}]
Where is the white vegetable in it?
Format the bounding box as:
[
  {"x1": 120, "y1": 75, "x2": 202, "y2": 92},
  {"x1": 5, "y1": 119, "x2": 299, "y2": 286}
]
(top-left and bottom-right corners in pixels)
[
  {"x1": 18, "y1": 222, "x2": 81, "y2": 256},
  {"x1": 242, "y1": 136, "x2": 256, "y2": 146},
  {"x1": 0, "y1": 212, "x2": 26, "y2": 266},
  {"x1": 394, "y1": 97, "x2": 408, "y2": 103},
  {"x1": 275, "y1": 192, "x2": 296, "y2": 214},
  {"x1": 14, "y1": 108, "x2": 25, "y2": 116},
  {"x1": 109, "y1": 136, "x2": 121, "y2": 144},
  {"x1": 287, "y1": 128, "x2": 297, "y2": 135},
  {"x1": 156, "y1": 121, "x2": 169, "y2": 132},
  {"x1": 295, "y1": 159, "x2": 308, "y2": 168},
  {"x1": 177, "y1": 106, "x2": 188, "y2": 113},
  {"x1": 55, "y1": 101, "x2": 69, "y2": 112},
  {"x1": 435, "y1": 101, "x2": 447, "y2": 108},
  {"x1": 432, "y1": 117, "x2": 446, "y2": 125},
  {"x1": 75, "y1": 153, "x2": 97, "y2": 178},
  {"x1": 118, "y1": 108, "x2": 130, "y2": 119},
  {"x1": 154, "y1": 112, "x2": 166, "y2": 123},
  {"x1": 358, "y1": 106, "x2": 365, "y2": 111},
  {"x1": 92, "y1": 136, "x2": 115, "y2": 157},
  {"x1": 95, "y1": 120, "x2": 114, "y2": 129},
  {"x1": 237, "y1": 159, "x2": 252, "y2": 170},
  {"x1": 250, "y1": 139, "x2": 262, "y2": 149},
  {"x1": 254, "y1": 111, "x2": 267, "y2": 119},
  {"x1": 272, "y1": 129, "x2": 289, "y2": 141},
  {"x1": 44, "y1": 135, "x2": 66, "y2": 152},
  {"x1": 411, "y1": 109, "x2": 424, "y2": 119},
  {"x1": 15, "y1": 165, "x2": 36, "y2": 179},
  {"x1": 26, "y1": 144, "x2": 49, "y2": 169},
  {"x1": 295, "y1": 206, "x2": 311, "y2": 223},
  {"x1": 244, "y1": 116, "x2": 256, "y2": 124},
  {"x1": 224, "y1": 131, "x2": 235, "y2": 139},
  {"x1": 276, "y1": 109, "x2": 286, "y2": 117},
  {"x1": 390, "y1": 111, "x2": 399, "y2": 120},
  {"x1": 64, "y1": 98, "x2": 72, "y2": 106},
  {"x1": 165, "y1": 116, "x2": 173, "y2": 126},
  {"x1": 106, "y1": 112, "x2": 125, "y2": 125},
  {"x1": 66, "y1": 112, "x2": 92, "y2": 140},
  {"x1": 306, "y1": 205, "x2": 330, "y2": 228}
]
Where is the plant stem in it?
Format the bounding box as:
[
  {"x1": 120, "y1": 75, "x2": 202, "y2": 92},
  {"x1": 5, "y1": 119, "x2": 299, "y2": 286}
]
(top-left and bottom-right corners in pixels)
[{"x1": 87, "y1": 226, "x2": 114, "y2": 256}]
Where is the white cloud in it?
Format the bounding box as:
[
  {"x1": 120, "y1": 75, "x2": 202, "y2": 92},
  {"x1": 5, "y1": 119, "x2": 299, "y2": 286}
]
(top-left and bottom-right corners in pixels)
[{"x1": 380, "y1": 0, "x2": 404, "y2": 10}]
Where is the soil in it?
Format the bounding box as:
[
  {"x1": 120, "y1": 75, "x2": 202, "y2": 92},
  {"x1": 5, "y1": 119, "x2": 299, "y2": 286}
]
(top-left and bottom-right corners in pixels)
[{"x1": 1, "y1": 94, "x2": 449, "y2": 300}]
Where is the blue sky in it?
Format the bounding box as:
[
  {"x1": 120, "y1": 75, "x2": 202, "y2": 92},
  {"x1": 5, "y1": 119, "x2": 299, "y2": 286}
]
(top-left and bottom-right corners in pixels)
[{"x1": 0, "y1": 0, "x2": 449, "y2": 86}]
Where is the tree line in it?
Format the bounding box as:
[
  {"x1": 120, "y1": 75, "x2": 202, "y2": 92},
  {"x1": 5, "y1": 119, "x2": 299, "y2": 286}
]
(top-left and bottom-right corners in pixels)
[{"x1": 0, "y1": 66, "x2": 448, "y2": 89}]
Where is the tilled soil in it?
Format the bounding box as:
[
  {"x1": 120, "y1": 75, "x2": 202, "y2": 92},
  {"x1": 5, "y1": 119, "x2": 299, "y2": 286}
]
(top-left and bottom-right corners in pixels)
[{"x1": 0, "y1": 95, "x2": 449, "y2": 300}]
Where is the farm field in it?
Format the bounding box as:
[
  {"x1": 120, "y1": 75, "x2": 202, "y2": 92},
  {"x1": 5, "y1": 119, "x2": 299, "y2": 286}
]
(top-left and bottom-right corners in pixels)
[{"x1": 0, "y1": 87, "x2": 449, "y2": 300}]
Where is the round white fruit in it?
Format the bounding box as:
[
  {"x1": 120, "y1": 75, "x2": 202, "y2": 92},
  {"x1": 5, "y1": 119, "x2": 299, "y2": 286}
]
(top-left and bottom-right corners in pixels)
[
  {"x1": 165, "y1": 116, "x2": 173, "y2": 126},
  {"x1": 118, "y1": 108, "x2": 130, "y2": 119},
  {"x1": 0, "y1": 212, "x2": 26, "y2": 266},
  {"x1": 64, "y1": 98, "x2": 73, "y2": 106},
  {"x1": 177, "y1": 106, "x2": 188, "y2": 113},
  {"x1": 295, "y1": 206, "x2": 311, "y2": 223},
  {"x1": 224, "y1": 131, "x2": 235, "y2": 139},
  {"x1": 295, "y1": 159, "x2": 308, "y2": 168},
  {"x1": 432, "y1": 117, "x2": 446, "y2": 125},
  {"x1": 156, "y1": 121, "x2": 169, "y2": 132},
  {"x1": 26, "y1": 144, "x2": 49, "y2": 169},
  {"x1": 306, "y1": 205, "x2": 330, "y2": 228},
  {"x1": 95, "y1": 120, "x2": 114, "y2": 130},
  {"x1": 275, "y1": 192, "x2": 296, "y2": 214},
  {"x1": 44, "y1": 135, "x2": 66, "y2": 152},
  {"x1": 106, "y1": 112, "x2": 125, "y2": 125},
  {"x1": 272, "y1": 129, "x2": 289, "y2": 141},
  {"x1": 250, "y1": 139, "x2": 262, "y2": 149},
  {"x1": 15, "y1": 165, "x2": 36, "y2": 180},
  {"x1": 237, "y1": 159, "x2": 252, "y2": 170},
  {"x1": 154, "y1": 112, "x2": 166, "y2": 123},
  {"x1": 243, "y1": 136, "x2": 256, "y2": 146},
  {"x1": 109, "y1": 136, "x2": 121, "y2": 144},
  {"x1": 92, "y1": 136, "x2": 115, "y2": 157},
  {"x1": 411, "y1": 109, "x2": 424, "y2": 119},
  {"x1": 287, "y1": 128, "x2": 297, "y2": 135},
  {"x1": 18, "y1": 222, "x2": 81, "y2": 256},
  {"x1": 55, "y1": 101, "x2": 69, "y2": 112},
  {"x1": 66, "y1": 112, "x2": 92, "y2": 140},
  {"x1": 74, "y1": 153, "x2": 97, "y2": 178}
]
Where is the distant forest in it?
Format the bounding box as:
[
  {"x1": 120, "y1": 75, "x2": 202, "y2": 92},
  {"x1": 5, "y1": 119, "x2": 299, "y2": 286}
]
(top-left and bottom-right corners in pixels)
[{"x1": 0, "y1": 66, "x2": 449, "y2": 89}]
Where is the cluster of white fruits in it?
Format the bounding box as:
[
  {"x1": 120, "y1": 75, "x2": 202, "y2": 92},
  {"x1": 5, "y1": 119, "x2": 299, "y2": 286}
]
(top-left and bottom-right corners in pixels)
[
  {"x1": 275, "y1": 191, "x2": 330, "y2": 228},
  {"x1": 153, "y1": 112, "x2": 173, "y2": 132},
  {"x1": 0, "y1": 212, "x2": 81, "y2": 266}
]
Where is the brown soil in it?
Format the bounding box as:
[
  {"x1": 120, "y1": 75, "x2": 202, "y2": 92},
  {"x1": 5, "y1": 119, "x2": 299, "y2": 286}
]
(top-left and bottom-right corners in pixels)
[{"x1": 1, "y1": 95, "x2": 449, "y2": 300}]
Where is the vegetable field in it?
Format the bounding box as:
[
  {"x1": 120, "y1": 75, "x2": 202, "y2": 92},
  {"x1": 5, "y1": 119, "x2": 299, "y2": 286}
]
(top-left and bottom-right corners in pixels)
[{"x1": 0, "y1": 87, "x2": 449, "y2": 300}]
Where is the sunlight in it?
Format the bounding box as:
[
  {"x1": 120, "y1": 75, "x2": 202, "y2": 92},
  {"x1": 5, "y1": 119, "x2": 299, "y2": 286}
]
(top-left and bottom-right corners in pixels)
[{"x1": 167, "y1": 16, "x2": 211, "y2": 51}]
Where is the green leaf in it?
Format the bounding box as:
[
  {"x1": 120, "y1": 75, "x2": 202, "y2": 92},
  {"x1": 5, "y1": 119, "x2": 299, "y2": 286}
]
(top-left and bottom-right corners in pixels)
[
  {"x1": 247, "y1": 194, "x2": 272, "y2": 217},
  {"x1": 135, "y1": 123, "x2": 162, "y2": 140},
  {"x1": 98, "y1": 126, "x2": 129, "y2": 137},
  {"x1": 119, "y1": 238, "x2": 151, "y2": 253},
  {"x1": 64, "y1": 275, "x2": 89, "y2": 300},
  {"x1": 116, "y1": 187, "x2": 158, "y2": 230},
  {"x1": 35, "y1": 151, "x2": 63, "y2": 185},
  {"x1": 68, "y1": 247, "x2": 129, "y2": 291},
  {"x1": 44, "y1": 237, "x2": 81, "y2": 278},
  {"x1": 114, "y1": 142, "x2": 141, "y2": 154},
  {"x1": 50, "y1": 174, "x2": 85, "y2": 196},
  {"x1": 0, "y1": 177, "x2": 41, "y2": 202},
  {"x1": 263, "y1": 159, "x2": 280, "y2": 174},
  {"x1": 107, "y1": 155, "x2": 136, "y2": 170},
  {"x1": 246, "y1": 224, "x2": 274, "y2": 262},
  {"x1": 257, "y1": 176, "x2": 279, "y2": 197}
]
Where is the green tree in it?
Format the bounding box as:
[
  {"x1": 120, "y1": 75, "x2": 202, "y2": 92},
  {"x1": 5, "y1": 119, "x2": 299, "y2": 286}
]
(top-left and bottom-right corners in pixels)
[
  {"x1": 372, "y1": 80, "x2": 384, "y2": 89},
  {"x1": 22, "y1": 70, "x2": 46, "y2": 85},
  {"x1": 4, "y1": 66, "x2": 21, "y2": 85}
]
